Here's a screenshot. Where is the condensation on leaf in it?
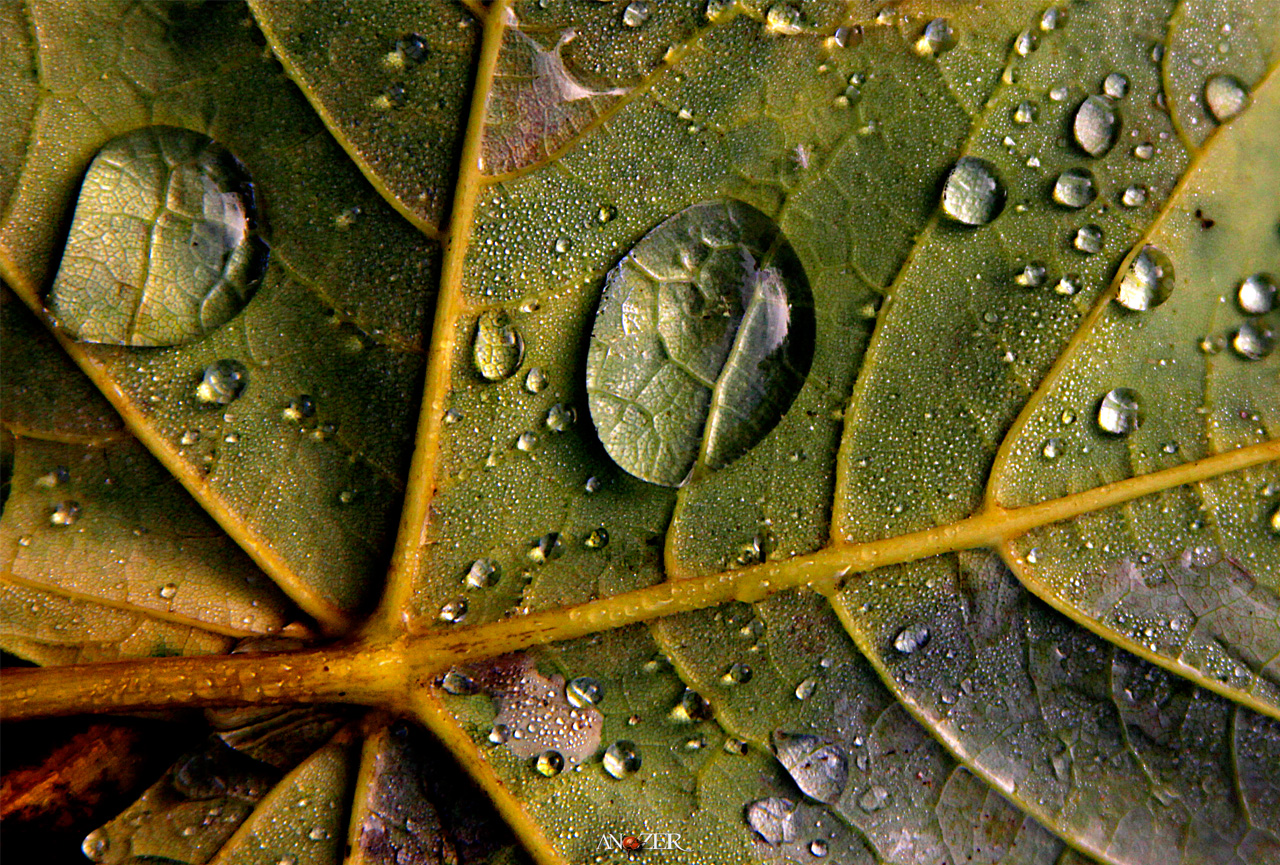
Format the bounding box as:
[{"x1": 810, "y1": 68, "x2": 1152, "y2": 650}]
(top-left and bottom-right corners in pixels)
[
  {"x1": 468, "y1": 654, "x2": 602, "y2": 766},
  {"x1": 48, "y1": 127, "x2": 267, "y2": 346},
  {"x1": 772, "y1": 731, "x2": 849, "y2": 804},
  {"x1": 585, "y1": 199, "x2": 815, "y2": 487}
]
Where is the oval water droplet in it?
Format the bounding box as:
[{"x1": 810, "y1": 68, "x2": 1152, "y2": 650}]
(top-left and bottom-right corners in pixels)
[
  {"x1": 678, "y1": 687, "x2": 713, "y2": 721},
  {"x1": 893, "y1": 623, "x2": 930, "y2": 654},
  {"x1": 442, "y1": 669, "x2": 476, "y2": 695},
  {"x1": 516, "y1": 430, "x2": 537, "y2": 452},
  {"x1": 722, "y1": 662, "x2": 753, "y2": 685},
  {"x1": 1073, "y1": 224, "x2": 1104, "y2": 254},
  {"x1": 1015, "y1": 263, "x2": 1047, "y2": 288},
  {"x1": 745, "y1": 797, "x2": 798, "y2": 844},
  {"x1": 50, "y1": 501, "x2": 81, "y2": 527},
  {"x1": 48, "y1": 128, "x2": 267, "y2": 346},
  {"x1": 534, "y1": 749, "x2": 565, "y2": 776},
  {"x1": 159, "y1": 583, "x2": 178, "y2": 600},
  {"x1": 586, "y1": 200, "x2": 814, "y2": 486},
  {"x1": 602, "y1": 740, "x2": 642, "y2": 778},
  {"x1": 1237, "y1": 273, "x2": 1276, "y2": 315},
  {"x1": 914, "y1": 18, "x2": 955, "y2": 55},
  {"x1": 1054, "y1": 275, "x2": 1082, "y2": 296},
  {"x1": 524, "y1": 367, "x2": 548, "y2": 393},
  {"x1": 583, "y1": 527, "x2": 609, "y2": 549},
  {"x1": 566, "y1": 676, "x2": 604, "y2": 708},
  {"x1": 1096, "y1": 387, "x2": 1142, "y2": 435},
  {"x1": 473, "y1": 310, "x2": 524, "y2": 381},
  {"x1": 794, "y1": 677, "x2": 817, "y2": 700},
  {"x1": 1116, "y1": 245, "x2": 1174, "y2": 311},
  {"x1": 1073, "y1": 95, "x2": 1120, "y2": 157},
  {"x1": 765, "y1": 4, "x2": 804, "y2": 35},
  {"x1": 196, "y1": 360, "x2": 248, "y2": 405},
  {"x1": 941, "y1": 157, "x2": 1005, "y2": 225},
  {"x1": 1014, "y1": 30, "x2": 1037, "y2": 57},
  {"x1": 1204, "y1": 74, "x2": 1249, "y2": 122},
  {"x1": 773, "y1": 732, "x2": 849, "y2": 803},
  {"x1": 1012, "y1": 100, "x2": 1037, "y2": 124},
  {"x1": 1231, "y1": 321, "x2": 1274, "y2": 360},
  {"x1": 810, "y1": 839, "x2": 830, "y2": 857},
  {"x1": 1042, "y1": 438, "x2": 1063, "y2": 460},
  {"x1": 283, "y1": 395, "x2": 316, "y2": 422},
  {"x1": 439, "y1": 598, "x2": 468, "y2": 623},
  {"x1": 1134, "y1": 142, "x2": 1155, "y2": 160},
  {"x1": 528, "y1": 532, "x2": 562, "y2": 563},
  {"x1": 1268, "y1": 503, "x2": 1280, "y2": 535},
  {"x1": 545, "y1": 403, "x2": 575, "y2": 432},
  {"x1": 621, "y1": 1, "x2": 650, "y2": 27},
  {"x1": 1103, "y1": 72, "x2": 1129, "y2": 99},
  {"x1": 1052, "y1": 168, "x2": 1096, "y2": 209},
  {"x1": 465, "y1": 558, "x2": 500, "y2": 589},
  {"x1": 1121, "y1": 185, "x2": 1147, "y2": 207},
  {"x1": 82, "y1": 828, "x2": 110, "y2": 862}
]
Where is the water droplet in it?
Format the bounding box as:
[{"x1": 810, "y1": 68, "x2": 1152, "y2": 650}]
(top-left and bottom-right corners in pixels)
[
  {"x1": 488, "y1": 723, "x2": 510, "y2": 745},
  {"x1": 724, "y1": 737, "x2": 748, "y2": 755},
  {"x1": 1096, "y1": 388, "x2": 1142, "y2": 435},
  {"x1": 528, "y1": 532, "x2": 562, "y2": 563},
  {"x1": 442, "y1": 669, "x2": 476, "y2": 695},
  {"x1": 586, "y1": 200, "x2": 814, "y2": 486},
  {"x1": 597, "y1": 204, "x2": 617, "y2": 224},
  {"x1": 1102, "y1": 72, "x2": 1129, "y2": 99},
  {"x1": 1012, "y1": 101, "x2": 1037, "y2": 124},
  {"x1": 50, "y1": 501, "x2": 80, "y2": 527},
  {"x1": 1237, "y1": 273, "x2": 1276, "y2": 315},
  {"x1": 524, "y1": 367, "x2": 548, "y2": 393},
  {"x1": 676, "y1": 688, "x2": 713, "y2": 722},
  {"x1": 1052, "y1": 168, "x2": 1096, "y2": 208},
  {"x1": 465, "y1": 558, "x2": 500, "y2": 589},
  {"x1": 545, "y1": 403, "x2": 575, "y2": 432},
  {"x1": 794, "y1": 678, "x2": 817, "y2": 700},
  {"x1": 583, "y1": 527, "x2": 609, "y2": 549},
  {"x1": 282, "y1": 395, "x2": 315, "y2": 422},
  {"x1": 534, "y1": 749, "x2": 565, "y2": 776},
  {"x1": 1231, "y1": 321, "x2": 1274, "y2": 360},
  {"x1": 1268, "y1": 503, "x2": 1280, "y2": 535},
  {"x1": 914, "y1": 18, "x2": 955, "y2": 55},
  {"x1": 1134, "y1": 142, "x2": 1154, "y2": 159},
  {"x1": 439, "y1": 598, "x2": 468, "y2": 623},
  {"x1": 1042, "y1": 438, "x2": 1063, "y2": 459},
  {"x1": 603, "y1": 740, "x2": 642, "y2": 778},
  {"x1": 1073, "y1": 95, "x2": 1120, "y2": 157},
  {"x1": 48, "y1": 128, "x2": 267, "y2": 346},
  {"x1": 584, "y1": 476, "x2": 602, "y2": 494},
  {"x1": 810, "y1": 839, "x2": 830, "y2": 857},
  {"x1": 1199, "y1": 334, "x2": 1225, "y2": 355},
  {"x1": 473, "y1": 310, "x2": 524, "y2": 381},
  {"x1": 196, "y1": 360, "x2": 248, "y2": 405},
  {"x1": 308, "y1": 826, "x2": 328, "y2": 841},
  {"x1": 1054, "y1": 275, "x2": 1082, "y2": 296},
  {"x1": 159, "y1": 583, "x2": 178, "y2": 600},
  {"x1": 1039, "y1": 7, "x2": 1063, "y2": 30},
  {"x1": 1117, "y1": 245, "x2": 1175, "y2": 311},
  {"x1": 1073, "y1": 224, "x2": 1104, "y2": 254},
  {"x1": 553, "y1": 236, "x2": 572, "y2": 254},
  {"x1": 765, "y1": 4, "x2": 804, "y2": 35},
  {"x1": 745, "y1": 797, "x2": 798, "y2": 844},
  {"x1": 395, "y1": 33, "x2": 428, "y2": 65},
  {"x1": 1015, "y1": 263, "x2": 1047, "y2": 287},
  {"x1": 941, "y1": 157, "x2": 1005, "y2": 225},
  {"x1": 722, "y1": 662, "x2": 753, "y2": 685},
  {"x1": 516, "y1": 430, "x2": 537, "y2": 451},
  {"x1": 1121, "y1": 185, "x2": 1148, "y2": 207},
  {"x1": 1204, "y1": 74, "x2": 1249, "y2": 122},
  {"x1": 773, "y1": 732, "x2": 848, "y2": 803},
  {"x1": 1060, "y1": 409, "x2": 1077, "y2": 425},
  {"x1": 1049, "y1": 85, "x2": 1069, "y2": 102},
  {"x1": 33, "y1": 466, "x2": 70, "y2": 488},
  {"x1": 180, "y1": 429, "x2": 200, "y2": 446},
  {"x1": 893, "y1": 623, "x2": 930, "y2": 654},
  {"x1": 1014, "y1": 30, "x2": 1037, "y2": 56},
  {"x1": 565, "y1": 676, "x2": 604, "y2": 708},
  {"x1": 82, "y1": 829, "x2": 110, "y2": 862},
  {"x1": 621, "y1": 1, "x2": 650, "y2": 28},
  {"x1": 858, "y1": 785, "x2": 890, "y2": 812}
]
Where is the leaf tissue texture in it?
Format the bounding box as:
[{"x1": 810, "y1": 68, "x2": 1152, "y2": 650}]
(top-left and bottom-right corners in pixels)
[{"x1": 0, "y1": 1, "x2": 1278, "y2": 865}]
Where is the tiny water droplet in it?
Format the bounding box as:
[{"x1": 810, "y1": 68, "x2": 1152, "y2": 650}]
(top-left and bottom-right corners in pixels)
[
  {"x1": 1042, "y1": 438, "x2": 1063, "y2": 460},
  {"x1": 565, "y1": 676, "x2": 604, "y2": 708},
  {"x1": 553, "y1": 236, "x2": 572, "y2": 254},
  {"x1": 159, "y1": 583, "x2": 178, "y2": 600},
  {"x1": 180, "y1": 429, "x2": 200, "y2": 446},
  {"x1": 858, "y1": 785, "x2": 890, "y2": 812},
  {"x1": 473, "y1": 310, "x2": 524, "y2": 381},
  {"x1": 528, "y1": 532, "x2": 562, "y2": 563},
  {"x1": 439, "y1": 598, "x2": 468, "y2": 623},
  {"x1": 1231, "y1": 321, "x2": 1274, "y2": 360},
  {"x1": 196, "y1": 360, "x2": 248, "y2": 405},
  {"x1": 282, "y1": 395, "x2": 315, "y2": 421},
  {"x1": 603, "y1": 740, "x2": 642, "y2": 778},
  {"x1": 1117, "y1": 245, "x2": 1175, "y2": 310},
  {"x1": 583, "y1": 527, "x2": 609, "y2": 549},
  {"x1": 1096, "y1": 388, "x2": 1142, "y2": 435},
  {"x1": 893, "y1": 623, "x2": 930, "y2": 654},
  {"x1": 524, "y1": 367, "x2": 548, "y2": 393},
  {"x1": 941, "y1": 157, "x2": 1005, "y2": 226},
  {"x1": 50, "y1": 501, "x2": 81, "y2": 527},
  {"x1": 516, "y1": 430, "x2": 537, "y2": 451},
  {"x1": 442, "y1": 669, "x2": 476, "y2": 695},
  {"x1": 1237, "y1": 273, "x2": 1276, "y2": 315},
  {"x1": 722, "y1": 662, "x2": 753, "y2": 685},
  {"x1": 1121, "y1": 185, "x2": 1148, "y2": 207},
  {"x1": 810, "y1": 839, "x2": 830, "y2": 857},
  {"x1": 1073, "y1": 224, "x2": 1104, "y2": 254},
  {"x1": 1204, "y1": 74, "x2": 1249, "y2": 122},
  {"x1": 745, "y1": 797, "x2": 798, "y2": 844},
  {"x1": 597, "y1": 204, "x2": 617, "y2": 224},
  {"x1": 465, "y1": 558, "x2": 500, "y2": 589},
  {"x1": 1073, "y1": 95, "x2": 1120, "y2": 157},
  {"x1": 1053, "y1": 168, "x2": 1096, "y2": 208},
  {"x1": 534, "y1": 749, "x2": 565, "y2": 776}
]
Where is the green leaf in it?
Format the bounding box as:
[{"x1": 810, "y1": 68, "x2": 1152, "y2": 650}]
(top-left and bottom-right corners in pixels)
[{"x1": 1, "y1": 2, "x2": 1278, "y2": 865}]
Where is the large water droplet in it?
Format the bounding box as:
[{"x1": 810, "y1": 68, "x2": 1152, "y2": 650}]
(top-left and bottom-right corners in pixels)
[
  {"x1": 1204, "y1": 74, "x2": 1249, "y2": 122},
  {"x1": 441, "y1": 669, "x2": 476, "y2": 695},
  {"x1": 773, "y1": 732, "x2": 849, "y2": 803},
  {"x1": 1073, "y1": 95, "x2": 1120, "y2": 157},
  {"x1": 1096, "y1": 388, "x2": 1142, "y2": 435},
  {"x1": 941, "y1": 157, "x2": 1005, "y2": 225},
  {"x1": 566, "y1": 676, "x2": 604, "y2": 708},
  {"x1": 196, "y1": 360, "x2": 248, "y2": 405},
  {"x1": 810, "y1": 839, "x2": 830, "y2": 857},
  {"x1": 1232, "y1": 321, "x2": 1274, "y2": 360},
  {"x1": 82, "y1": 828, "x2": 110, "y2": 862},
  {"x1": 1052, "y1": 168, "x2": 1096, "y2": 208},
  {"x1": 48, "y1": 128, "x2": 267, "y2": 346},
  {"x1": 1102, "y1": 72, "x2": 1129, "y2": 99},
  {"x1": 1073, "y1": 225, "x2": 1104, "y2": 254},
  {"x1": 603, "y1": 740, "x2": 642, "y2": 778},
  {"x1": 534, "y1": 750, "x2": 564, "y2": 776},
  {"x1": 1116, "y1": 245, "x2": 1175, "y2": 311},
  {"x1": 473, "y1": 310, "x2": 524, "y2": 381},
  {"x1": 49, "y1": 501, "x2": 80, "y2": 526},
  {"x1": 1237, "y1": 273, "x2": 1276, "y2": 315},
  {"x1": 586, "y1": 200, "x2": 814, "y2": 486},
  {"x1": 893, "y1": 623, "x2": 930, "y2": 654},
  {"x1": 622, "y1": 1, "x2": 650, "y2": 27},
  {"x1": 465, "y1": 558, "x2": 500, "y2": 589},
  {"x1": 914, "y1": 18, "x2": 955, "y2": 55},
  {"x1": 745, "y1": 797, "x2": 797, "y2": 844}
]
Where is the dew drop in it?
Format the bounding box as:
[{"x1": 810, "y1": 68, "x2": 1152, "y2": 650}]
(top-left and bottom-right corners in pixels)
[
  {"x1": 810, "y1": 839, "x2": 830, "y2": 857},
  {"x1": 1052, "y1": 168, "x2": 1096, "y2": 209},
  {"x1": 159, "y1": 583, "x2": 178, "y2": 600},
  {"x1": 722, "y1": 662, "x2": 753, "y2": 685},
  {"x1": 584, "y1": 476, "x2": 602, "y2": 494},
  {"x1": 773, "y1": 732, "x2": 848, "y2": 803},
  {"x1": 893, "y1": 623, "x2": 930, "y2": 654},
  {"x1": 765, "y1": 4, "x2": 804, "y2": 35},
  {"x1": 794, "y1": 678, "x2": 817, "y2": 700},
  {"x1": 528, "y1": 532, "x2": 562, "y2": 563},
  {"x1": 465, "y1": 558, "x2": 500, "y2": 589},
  {"x1": 914, "y1": 18, "x2": 955, "y2": 55},
  {"x1": 583, "y1": 527, "x2": 609, "y2": 549},
  {"x1": 1121, "y1": 185, "x2": 1148, "y2": 207},
  {"x1": 50, "y1": 501, "x2": 81, "y2": 527},
  {"x1": 282, "y1": 395, "x2": 316, "y2": 422},
  {"x1": 677, "y1": 688, "x2": 713, "y2": 722},
  {"x1": 1268, "y1": 503, "x2": 1280, "y2": 535},
  {"x1": 1014, "y1": 30, "x2": 1037, "y2": 57},
  {"x1": 621, "y1": 1, "x2": 650, "y2": 28},
  {"x1": 1096, "y1": 388, "x2": 1142, "y2": 435},
  {"x1": 597, "y1": 204, "x2": 617, "y2": 224},
  {"x1": 603, "y1": 740, "x2": 642, "y2": 778},
  {"x1": 516, "y1": 431, "x2": 537, "y2": 451},
  {"x1": 473, "y1": 310, "x2": 524, "y2": 381},
  {"x1": 33, "y1": 466, "x2": 70, "y2": 488},
  {"x1": 442, "y1": 669, "x2": 476, "y2": 695},
  {"x1": 1116, "y1": 245, "x2": 1175, "y2": 311},
  {"x1": 308, "y1": 826, "x2": 328, "y2": 841},
  {"x1": 941, "y1": 157, "x2": 1005, "y2": 225},
  {"x1": 439, "y1": 598, "x2": 468, "y2": 623},
  {"x1": 858, "y1": 785, "x2": 890, "y2": 812},
  {"x1": 1015, "y1": 263, "x2": 1047, "y2": 288},
  {"x1": 524, "y1": 367, "x2": 548, "y2": 393},
  {"x1": 1012, "y1": 101, "x2": 1037, "y2": 124},
  {"x1": 395, "y1": 33, "x2": 428, "y2": 65},
  {"x1": 545, "y1": 403, "x2": 575, "y2": 432},
  {"x1": 1134, "y1": 142, "x2": 1155, "y2": 160},
  {"x1": 196, "y1": 360, "x2": 248, "y2": 405},
  {"x1": 180, "y1": 430, "x2": 200, "y2": 446},
  {"x1": 1237, "y1": 273, "x2": 1276, "y2": 315},
  {"x1": 1073, "y1": 95, "x2": 1120, "y2": 157},
  {"x1": 1042, "y1": 438, "x2": 1063, "y2": 460},
  {"x1": 82, "y1": 829, "x2": 110, "y2": 862},
  {"x1": 48, "y1": 128, "x2": 267, "y2": 346},
  {"x1": 1040, "y1": 7, "x2": 1063, "y2": 30},
  {"x1": 745, "y1": 797, "x2": 797, "y2": 844},
  {"x1": 1231, "y1": 321, "x2": 1274, "y2": 360},
  {"x1": 488, "y1": 723, "x2": 510, "y2": 745},
  {"x1": 1204, "y1": 74, "x2": 1249, "y2": 122},
  {"x1": 1073, "y1": 224, "x2": 1104, "y2": 254},
  {"x1": 553, "y1": 236, "x2": 572, "y2": 254},
  {"x1": 534, "y1": 749, "x2": 565, "y2": 776},
  {"x1": 1054, "y1": 275, "x2": 1082, "y2": 296},
  {"x1": 1199, "y1": 334, "x2": 1225, "y2": 355},
  {"x1": 1103, "y1": 72, "x2": 1129, "y2": 99}
]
